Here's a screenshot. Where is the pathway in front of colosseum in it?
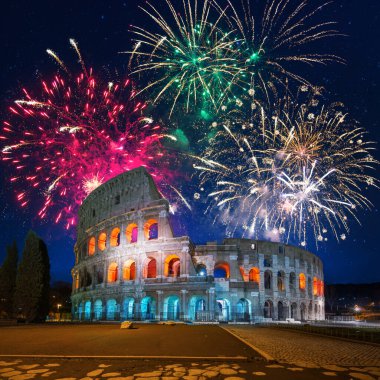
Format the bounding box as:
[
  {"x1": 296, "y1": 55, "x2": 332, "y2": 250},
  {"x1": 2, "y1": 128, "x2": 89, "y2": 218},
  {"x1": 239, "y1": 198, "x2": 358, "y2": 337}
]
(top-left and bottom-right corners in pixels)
[
  {"x1": 224, "y1": 325, "x2": 380, "y2": 378},
  {"x1": 0, "y1": 324, "x2": 379, "y2": 379}
]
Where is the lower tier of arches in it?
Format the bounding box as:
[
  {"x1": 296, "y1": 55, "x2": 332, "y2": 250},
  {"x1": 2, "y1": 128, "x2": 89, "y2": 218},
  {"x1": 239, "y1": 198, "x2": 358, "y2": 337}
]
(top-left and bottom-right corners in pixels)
[{"x1": 72, "y1": 294, "x2": 325, "y2": 322}]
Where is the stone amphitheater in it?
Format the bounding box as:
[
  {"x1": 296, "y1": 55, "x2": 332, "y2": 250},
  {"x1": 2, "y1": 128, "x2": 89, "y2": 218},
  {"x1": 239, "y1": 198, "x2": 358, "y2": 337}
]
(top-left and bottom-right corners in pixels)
[{"x1": 71, "y1": 167, "x2": 325, "y2": 322}]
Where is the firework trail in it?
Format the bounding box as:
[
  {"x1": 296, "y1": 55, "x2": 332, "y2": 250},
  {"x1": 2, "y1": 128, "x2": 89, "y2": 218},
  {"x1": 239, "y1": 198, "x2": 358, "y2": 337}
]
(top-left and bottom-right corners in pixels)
[
  {"x1": 192, "y1": 89, "x2": 378, "y2": 247},
  {"x1": 1, "y1": 40, "x2": 179, "y2": 229}
]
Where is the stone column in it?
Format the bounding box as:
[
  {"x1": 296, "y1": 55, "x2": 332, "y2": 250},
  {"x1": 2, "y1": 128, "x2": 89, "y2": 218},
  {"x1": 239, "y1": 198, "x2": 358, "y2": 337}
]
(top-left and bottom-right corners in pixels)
[
  {"x1": 103, "y1": 261, "x2": 108, "y2": 288},
  {"x1": 156, "y1": 290, "x2": 163, "y2": 320},
  {"x1": 207, "y1": 288, "x2": 215, "y2": 321},
  {"x1": 137, "y1": 212, "x2": 144, "y2": 243},
  {"x1": 181, "y1": 289, "x2": 188, "y2": 320}
]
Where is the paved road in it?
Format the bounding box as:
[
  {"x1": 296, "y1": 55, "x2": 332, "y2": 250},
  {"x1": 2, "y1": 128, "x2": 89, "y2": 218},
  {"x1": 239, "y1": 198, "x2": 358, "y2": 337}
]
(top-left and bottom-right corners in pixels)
[
  {"x1": 0, "y1": 324, "x2": 379, "y2": 379},
  {"x1": 0, "y1": 324, "x2": 256, "y2": 359}
]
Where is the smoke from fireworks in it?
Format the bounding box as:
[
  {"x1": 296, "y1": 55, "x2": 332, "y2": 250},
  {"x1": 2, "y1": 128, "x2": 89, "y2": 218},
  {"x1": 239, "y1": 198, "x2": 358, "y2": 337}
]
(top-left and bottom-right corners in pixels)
[
  {"x1": 192, "y1": 89, "x2": 379, "y2": 247},
  {"x1": 1, "y1": 39, "x2": 178, "y2": 228},
  {"x1": 126, "y1": 0, "x2": 344, "y2": 117}
]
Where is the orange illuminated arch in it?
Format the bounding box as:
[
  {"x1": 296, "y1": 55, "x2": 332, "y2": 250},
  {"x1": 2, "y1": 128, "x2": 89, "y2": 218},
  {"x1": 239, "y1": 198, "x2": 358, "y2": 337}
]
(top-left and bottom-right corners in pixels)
[
  {"x1": 110, "y1": 227, "x2": 121, "y2": 247},
  {"x1": 108, "y1": 263, "x2": 118, "y2": 282},
  {"x1": 126, "y1": 223, "x2": 138, "y2": 243},
  {"x1": 144, "y1": 219, "x2": 158, "y2": 240},
  {"x1": 313, "y1": 277, "x2": 318, "y2": 296},
  {"x1": 320, "y1": 281, "x2": 324, "y2": 296},
  {"x1": 144, "y1": 257, "x2": 157, "y2": 278},
  {"x1": 123, "y1": 260, "x2": 136, "y2": 281},
  {"x1": 88, "y1": 237, "x2": 95, "y2": 256},
  {"x1": 75, "y1": 273, "x2": 79, "y2": 289},
  {"x1": 214, "y1": 262, "x2": 230, "y2": 278},
  {"x1": 249, "y1": 267, "x2": 260, "y2": 283},
  {"x1": 164, "y1": 254, "x2": 180, "y2": 277},
  {"x1": 299, "y1": 273, "x2": 306, "y2": 290},
  {"x1": 98, "y1": 232, "x2": 107, "y2": 251}
]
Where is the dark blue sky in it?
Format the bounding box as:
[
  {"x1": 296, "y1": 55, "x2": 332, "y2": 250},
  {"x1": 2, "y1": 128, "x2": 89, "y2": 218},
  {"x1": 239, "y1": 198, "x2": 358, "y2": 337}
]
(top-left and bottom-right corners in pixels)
[{"x1": 0, "y1": 0, "x2": 379, "y2": 284}]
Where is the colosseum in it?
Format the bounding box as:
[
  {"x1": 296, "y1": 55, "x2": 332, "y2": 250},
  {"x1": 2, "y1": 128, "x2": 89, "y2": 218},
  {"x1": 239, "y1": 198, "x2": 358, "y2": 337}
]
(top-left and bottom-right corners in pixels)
[{"x1": 71, "y1": 167, "x2": 325, "y2": 322}]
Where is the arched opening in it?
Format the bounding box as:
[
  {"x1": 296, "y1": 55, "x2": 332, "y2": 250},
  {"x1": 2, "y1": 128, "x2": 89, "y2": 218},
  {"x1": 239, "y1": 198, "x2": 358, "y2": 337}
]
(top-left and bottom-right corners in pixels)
[
  {"x1": 264, "y1": 270, "x2": 272, "y2": 290},
  {"x1": 122, "y1": 297, "x2": 135, "y2": 320},
  {"x1": 84, "y1": 300, "x2": 91, "y2": 320},
  {"x1": 264, "y1": 300, "x2": 273, "y2": 319},
  {"x1": 144, "y1": 219, "x2": 158, "y2": 240},
  {"x1": 189, "y1": 296, "x2": 207, "y2": 321},
  {"x1": 126, "y1": 223, "x2": 138, "y2": 243},
  {"x1": 319, "y1": 281, "x2": 324, "y2": 296},
  {"x1": 299, "y1": 273, "x2": 306, "y2": 290},
  {"x1": 216, "y1": 298, "x2": 230, "y2": 322},
  {"x1": 300, "y1": 303, "x2": 306, "y2": 321},
  {"x1": 277, "y1": 271, "x2": 285, "y2": 291},
  {"x1": 78, "y1": 302, "x2": 84, "y2": 320},
  {"x1": 96, "y1": 266, "x2": 103, "y2": 284},
  {"x1": 163, "y1": 295, "x2": 180, "y2": 320},
  {"x1": 308, "y1": 302, "x2": 313, "y2": 320},
  {"x1": 141, "y1": 296, "x2": 156, "y2": 320},
  {"x1": 74, "y1": 273, "x2": 79, "y2": 289},
  {"x1": 249, "y1": 267, "x2": 260, "y2": 283},
  {"x1": 144, "y1": 257, "x2": 157, "y2": 278},
  {"x1": 313, "y1": 277, "x2": 318, "y2": 296},
  {"x1": 236, "y1": 298, "x2": 251, "y2": 322},
  {"x1": 291, "y1": 302, "x2": 298, "y2": 319},
  {"x1": 123, "y1": 260, "x2": 136, "y2": 281},
  {"x1": 278, "y1": 301, "x2": 286, "y2": 321},
  {"x1": 88, "y1": 237, "x2": 95, "y2": 256},
  {"x1": 164, "y1": 254, "x2": 180, "y2": 277},
  {"x1": 108, "y1": 263, "x2": 118, "y2": 283},
  {"x1": 93, "y1": 299, "x2": 102, "y2": 320},
  {"x1": 214, "y1": 262, "x2": 230, "y2": 279},
  {"x1": 196, "y1": 263, "x2": 207, "y2": 276},
  {"x1": 110, "y1": 227, "x2": 121, "y2": 247},
  {"x1": 106, "y1": 299, "x2": 117, "y2": 320},
  {"x1": 98, "y1": 232, "x2": 107, "y2": 251},
  {"x1": 314, "y1": 304, "x2": 318, "y2": 319}
]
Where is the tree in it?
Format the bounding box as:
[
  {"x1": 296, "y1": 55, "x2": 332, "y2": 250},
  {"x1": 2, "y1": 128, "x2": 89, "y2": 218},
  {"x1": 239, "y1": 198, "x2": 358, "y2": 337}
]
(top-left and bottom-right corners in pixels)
[
  {"x1": 14, "y1": 231, "x2": 50, "y2": 322},
  {"x1": 0, "y1": 241, "x2": 18, "y2": 318}
]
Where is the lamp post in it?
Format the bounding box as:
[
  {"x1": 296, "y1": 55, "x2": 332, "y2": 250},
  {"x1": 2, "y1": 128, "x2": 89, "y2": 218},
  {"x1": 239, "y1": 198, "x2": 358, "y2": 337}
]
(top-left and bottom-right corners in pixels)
[{"x1": 57, "y1": 303, "x2": 62, "y2": 321}]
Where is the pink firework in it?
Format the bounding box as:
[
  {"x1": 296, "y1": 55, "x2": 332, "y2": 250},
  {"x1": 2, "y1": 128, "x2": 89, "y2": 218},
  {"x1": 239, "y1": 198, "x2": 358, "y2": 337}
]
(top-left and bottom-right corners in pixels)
[{"x1": 1, "y1": 40, "x2": 176, "y2": 229}]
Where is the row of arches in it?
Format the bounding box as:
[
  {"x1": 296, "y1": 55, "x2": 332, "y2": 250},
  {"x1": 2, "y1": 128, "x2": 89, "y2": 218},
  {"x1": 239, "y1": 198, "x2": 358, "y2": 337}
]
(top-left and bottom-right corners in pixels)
[
  {"x1": 88, "y1": 219, "x2": 158, "y2": 255},
  {"x1": 75, "y1": 296, "x2": 323, "y2": 322},
  {"x1": 264, "y1": 300, "x2": 323, "y2": 321},
  {"x1": 74, "y1": 261, "x2": 323, "y2": 296}
]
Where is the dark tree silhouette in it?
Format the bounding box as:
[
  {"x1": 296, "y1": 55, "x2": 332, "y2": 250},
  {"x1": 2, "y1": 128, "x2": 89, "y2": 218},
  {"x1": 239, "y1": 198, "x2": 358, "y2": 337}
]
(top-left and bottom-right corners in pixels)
[
  {"x1": 0, "y1": 241, "x2": 18, "y2": 318},
  {"x1": 13, "y1": 231, "x2": 50, "y2": 322}
]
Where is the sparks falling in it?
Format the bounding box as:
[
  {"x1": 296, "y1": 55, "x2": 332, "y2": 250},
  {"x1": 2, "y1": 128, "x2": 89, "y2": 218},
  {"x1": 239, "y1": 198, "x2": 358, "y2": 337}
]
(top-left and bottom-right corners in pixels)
[
  {"x1": 1, "y1": 40, "x2": 177, "y2": 229},
  {"x1": 193, "y1": 90, "x2": 379, "y2": 247}
]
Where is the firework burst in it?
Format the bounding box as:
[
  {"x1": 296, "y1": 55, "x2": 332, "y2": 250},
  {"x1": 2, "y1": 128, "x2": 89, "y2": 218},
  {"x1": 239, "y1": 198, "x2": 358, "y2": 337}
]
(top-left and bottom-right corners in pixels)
[
  {"x1": 192, "y1": 90, "x2": 378, "y2": 247},
  {"x1": 1, "y1": 40, "x2": 178, "y2": 228},
  {"x1": 216, "y1": 0, "x2": 345, "y2": 104},
  {"x1": 125, "y1": 0, "x2": 241, "y2": 117},
  {"x1": 125, "y1": 0, "x2": 344, "y2": 117}
]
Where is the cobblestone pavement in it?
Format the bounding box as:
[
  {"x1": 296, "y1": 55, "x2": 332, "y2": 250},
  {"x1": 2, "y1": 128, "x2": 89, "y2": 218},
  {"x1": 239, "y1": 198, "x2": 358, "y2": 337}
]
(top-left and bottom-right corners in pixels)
[
  {"x1": 224, "y1": 325, "x2": 380, "y2": 378},
  {"x1": 0, "y1": 358, "x2": 360, "y2": 380}
]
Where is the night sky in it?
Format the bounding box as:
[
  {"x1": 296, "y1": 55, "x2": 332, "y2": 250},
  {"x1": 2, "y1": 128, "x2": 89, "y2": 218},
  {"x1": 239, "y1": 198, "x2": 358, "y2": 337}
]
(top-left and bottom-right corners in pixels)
[{"x1": 0, "y1": 0, "x2": 379, "y2": 285}]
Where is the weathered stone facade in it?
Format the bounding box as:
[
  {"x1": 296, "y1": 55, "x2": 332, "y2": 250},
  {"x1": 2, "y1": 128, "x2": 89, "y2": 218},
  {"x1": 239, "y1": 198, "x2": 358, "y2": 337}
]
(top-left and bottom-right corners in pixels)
[{"x1": 71, "y1": 167, "x2": 325, "y2": 322}]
